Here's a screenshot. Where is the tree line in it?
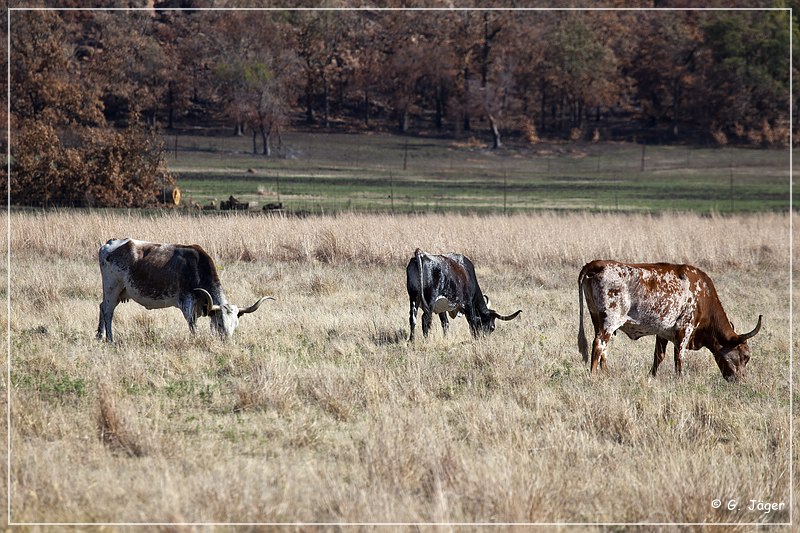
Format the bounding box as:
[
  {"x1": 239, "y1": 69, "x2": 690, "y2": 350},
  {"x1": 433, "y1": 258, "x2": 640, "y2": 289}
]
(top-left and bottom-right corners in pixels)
[{"x1": 6, "y1": 2, "x2": 796, "y2": 207}]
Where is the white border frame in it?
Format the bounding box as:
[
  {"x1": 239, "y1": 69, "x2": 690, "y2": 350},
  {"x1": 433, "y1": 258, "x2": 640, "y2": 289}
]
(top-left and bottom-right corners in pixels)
[{"x1": 5, "y1": 5, "x2": 793, "y2": 528}]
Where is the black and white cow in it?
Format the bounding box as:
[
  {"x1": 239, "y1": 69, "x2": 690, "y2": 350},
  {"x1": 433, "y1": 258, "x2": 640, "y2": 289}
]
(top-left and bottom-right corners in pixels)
[
  {"x1": 406, "y1": 248, "x2": 521, "y2": 341},
  {"x1": 97, "y1": 238, "x2": 273, "y2": 342}
]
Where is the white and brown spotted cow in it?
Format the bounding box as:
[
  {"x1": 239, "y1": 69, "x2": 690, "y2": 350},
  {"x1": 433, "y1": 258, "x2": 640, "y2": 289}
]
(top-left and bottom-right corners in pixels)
[
  {"x1": 577, "y1": 260, "x2": 761, "y2": 381},
  {"x1": 97, "y1": 238, "x2": 273, "y2": 342},
  {"x1": 406, "y1": 248, "x2": 521, "y2": 341}
]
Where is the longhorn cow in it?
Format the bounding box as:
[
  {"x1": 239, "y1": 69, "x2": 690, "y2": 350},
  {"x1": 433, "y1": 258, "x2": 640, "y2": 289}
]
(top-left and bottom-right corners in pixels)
[
  {"x1": 96, "y1": 238, "x2": 273, "y2": 342},
  {"x1": 406, "y1": 248, "x2": 521, "y2": 341},
  {"x1": 577, "y1": 260, "x2": 762, "y2": 381}
]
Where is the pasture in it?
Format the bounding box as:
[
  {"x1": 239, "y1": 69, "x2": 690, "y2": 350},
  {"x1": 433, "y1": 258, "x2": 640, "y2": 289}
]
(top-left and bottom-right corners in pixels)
[
  {"x1": 170, "y1": 132, "x2": 792, "y2": 215},
  {"x1": 4, "y1": 209, "x2": 795, "y2": 526}
]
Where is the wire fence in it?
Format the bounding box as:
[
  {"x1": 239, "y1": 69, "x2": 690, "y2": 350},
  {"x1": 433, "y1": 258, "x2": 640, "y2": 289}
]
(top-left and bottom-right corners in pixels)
[
  {"x1": 8, "y1": 132, "x2": 792, "y2": 214},
  {"x1": 166, "y1": 132, "x2": 791, "y2": 216}
]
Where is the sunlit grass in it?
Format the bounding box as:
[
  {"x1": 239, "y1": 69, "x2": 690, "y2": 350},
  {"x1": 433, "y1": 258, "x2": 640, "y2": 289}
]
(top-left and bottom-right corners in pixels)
[{"x1": 5, "y1": 209, "x2": 794, "y2": 524}]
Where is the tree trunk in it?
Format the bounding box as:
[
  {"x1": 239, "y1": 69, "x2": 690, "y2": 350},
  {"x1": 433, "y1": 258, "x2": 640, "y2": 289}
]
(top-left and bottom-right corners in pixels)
[
  {"x1": 481, "y1": 12, "x2": 493, "y2": 88},
  {"x1": 399, "y1": 108, "x2": 409, "y2": 133},
  {"x1": 323, "y1": 75, "x2": 330, "y2": 128},
  {"x1": 252, "y1": 129, "x2": 257, "y2": 154},
  {"x1": 363, "y1": 87, "x2": 370, "y2": 127},
  {"x1": 305, "y1": 72, "x2": 314, "y2": 125},
  {"x1": 671, "y1": 78, "x2": 681, "y2": 138},
  {"x1": 261, "y1": 123, "x2": 272, "y2": 157},
  {"x1": 167, "y1": 85, "x2": 174, "y2": 130},
  {"x1": 540, "y1": 89, "x2": 547, "y2": 133},
  {"x1": 488, "y1": 113, "x2": 501, "y2": 149},
  {"x1": 463, "y1": 66, "x2": 471, "y2": 131},
  {"x1": 435, "y1": 83, "x2": 445, "y2": 131}
]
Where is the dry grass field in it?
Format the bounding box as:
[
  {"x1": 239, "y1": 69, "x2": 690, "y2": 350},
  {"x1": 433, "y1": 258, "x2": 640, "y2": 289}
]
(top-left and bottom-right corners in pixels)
[{"x1": 2, "y1": 209, "x2": 795, "y2": 528}]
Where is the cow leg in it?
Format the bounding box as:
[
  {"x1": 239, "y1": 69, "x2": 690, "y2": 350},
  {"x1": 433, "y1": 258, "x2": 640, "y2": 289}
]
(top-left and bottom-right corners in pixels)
[
  {"x1": 421, "y1": 312, "x2": 433, "y2": 338},
  {"x1": 673, "y1": 333, "x2": 691, "y2": 376},
  {"x1": 180, "y1": 297, "x2": 198, "y2": 334},
  {"x1": 98, "y1": 298, "x2": 120, "y2": 342},
  {"x1": 439, "y1": 313, "x2": 449, "y2": 336},
  {"x1": 96, "y1": 302, "x2": 105, "y2": 340},
  {"x1": 590, "y1": 330, "x2": 612, "y2": 374},
  {"x1": 408, "y1": 299, "x2": 418, "y2": 341},
  {"x1": 97, "y1": 277, "x2": 125, "y2": 342},
  {"x1": 650, "y1": 336, "x2": 668, "y2": 377},
  {"x1": 588, "y1": 308, "x2": 613, "y2": 373}
]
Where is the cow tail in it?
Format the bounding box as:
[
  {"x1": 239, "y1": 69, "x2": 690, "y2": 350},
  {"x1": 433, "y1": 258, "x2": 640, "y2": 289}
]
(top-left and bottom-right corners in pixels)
[
  {"x1": 577, "y1": 265, "x2": 590, "y2": 364},
  {"x1": 416, "y1": 248, "x2": 431, "y2": 315}
]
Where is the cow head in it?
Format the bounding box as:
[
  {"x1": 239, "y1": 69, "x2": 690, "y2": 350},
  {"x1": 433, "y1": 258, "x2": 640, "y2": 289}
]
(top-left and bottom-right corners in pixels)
[
  {"x1": 474, "y1": 294, "x2": 522, "y2": 336},
  {"x1": 715, "y1": 315, "x2": 762, "y2": 382},
  {"x1": 194, "y1": 289, "x2": 274, "y2": 338}
]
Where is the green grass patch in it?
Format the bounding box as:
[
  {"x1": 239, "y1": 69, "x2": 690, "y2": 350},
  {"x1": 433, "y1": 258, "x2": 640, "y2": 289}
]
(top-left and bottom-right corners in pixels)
[
  {"x1": 12, "y1": 369, "x2": 87, "y2": 402},
  {"x1": 168, "y1": 131, "x2": 792, "y2": 214}
]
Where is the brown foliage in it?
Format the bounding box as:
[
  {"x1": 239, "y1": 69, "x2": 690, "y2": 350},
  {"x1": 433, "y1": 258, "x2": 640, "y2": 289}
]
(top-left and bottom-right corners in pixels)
[
  {"x1": 10, "y1": 10, "x2": 173, "y2": 207},
  {"x1": 11, "y1": 120, "x2": 173, "y2": 207}
]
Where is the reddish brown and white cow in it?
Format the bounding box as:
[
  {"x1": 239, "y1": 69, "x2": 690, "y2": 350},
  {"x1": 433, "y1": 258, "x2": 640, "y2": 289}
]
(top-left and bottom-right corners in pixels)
[
  {"x1": 577, "y1": 260, "x2": 761, "y2": 381},
  {"x1": 406, "y1": 248, "x2": 521, "y2": 341},
  {"x1": 97, "y1": 238, "x2": 273, "y2": 342}
]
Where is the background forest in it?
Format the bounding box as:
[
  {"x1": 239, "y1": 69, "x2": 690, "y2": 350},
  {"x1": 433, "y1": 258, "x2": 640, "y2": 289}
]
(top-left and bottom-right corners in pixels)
[{"x1": 4, "y1": 2, "x2": 796, "y2": 207}]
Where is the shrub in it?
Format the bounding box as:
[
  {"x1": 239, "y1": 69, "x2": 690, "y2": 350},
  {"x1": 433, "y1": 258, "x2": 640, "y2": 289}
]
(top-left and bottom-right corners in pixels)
[{"x1": 11, "y1": 119, "x2": 174, "y2": 208}]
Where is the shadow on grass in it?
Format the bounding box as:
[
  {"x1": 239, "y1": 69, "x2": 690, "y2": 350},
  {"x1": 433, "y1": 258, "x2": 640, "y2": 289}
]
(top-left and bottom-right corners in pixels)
[{"x1": 370, "y1": 328, "x2": 407, "y2": 346}]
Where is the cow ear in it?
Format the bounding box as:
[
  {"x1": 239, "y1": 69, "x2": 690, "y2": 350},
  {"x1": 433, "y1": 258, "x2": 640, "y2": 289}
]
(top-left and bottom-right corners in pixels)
[
  {"x1": 483, "y1": 294, "x2": 491, "y2": 308},
  {"x1": 193, "y1": 288, "x2": 221, "y2": 315}
]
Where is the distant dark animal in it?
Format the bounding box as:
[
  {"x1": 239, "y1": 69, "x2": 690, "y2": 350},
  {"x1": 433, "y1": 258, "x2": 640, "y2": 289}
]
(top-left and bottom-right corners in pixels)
[
  {"x1": 220, "y1": 195, "x2": 249, "y2": 210},
  {"x1": 406, "y1": 248, "x2": 521, "y2": 341},
  {"x1": 97, "y1": 238, "x2": 273, "y2": 342},
  {"x1": 577, "y1": 260, "x2": 762, "y2": 381}
]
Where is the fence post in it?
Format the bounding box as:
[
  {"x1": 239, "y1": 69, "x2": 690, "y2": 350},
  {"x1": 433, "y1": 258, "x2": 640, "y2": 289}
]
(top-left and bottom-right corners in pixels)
[
  {"x1": 503, "y1": 172, "x2": 507, "y2": 215},
  {"x1": 640, "y1": 144, "x2": 646, "y2": 172}
]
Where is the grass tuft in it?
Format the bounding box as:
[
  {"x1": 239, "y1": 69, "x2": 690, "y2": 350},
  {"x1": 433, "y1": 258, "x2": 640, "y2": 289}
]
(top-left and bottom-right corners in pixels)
[{"x1": 97, "y1": 387, "x2": 147, "y2": 458}]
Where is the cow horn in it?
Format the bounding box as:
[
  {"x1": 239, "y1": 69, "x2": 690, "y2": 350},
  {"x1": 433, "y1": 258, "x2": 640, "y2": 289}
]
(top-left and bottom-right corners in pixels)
[
  {"x1": 738, "y1": 315, "x2": 762, "y2": 341},
  {"x1": 491, "y1": 309, "x2": 522, "y2": 321},
  {"x1": 193, "y1": 288, "x2": 221, "y2": 314},
  {"x1": 237, "y1": 296, "x2": 275, "y2": 317}
]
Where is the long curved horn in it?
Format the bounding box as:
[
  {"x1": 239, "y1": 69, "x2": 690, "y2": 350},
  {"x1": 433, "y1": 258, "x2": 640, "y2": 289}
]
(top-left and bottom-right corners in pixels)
[
  {"x1": 738, "y1": 314, "x2": 763, "y2": 341},
  {"x1": 237, "y1": 296, "x2": 275, "y2": 317},
  {"x1": 491, "y1": 309, "x2": 522, "y2": 321},
  {"x1": 193, "y1": 288, "x2": 221, "y2": 314}
]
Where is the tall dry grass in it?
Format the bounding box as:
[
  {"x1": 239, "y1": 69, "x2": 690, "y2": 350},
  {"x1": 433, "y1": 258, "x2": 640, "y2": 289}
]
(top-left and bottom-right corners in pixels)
[
  {"x1": 3, "y1": 210, "x2": 795, "y2": 527},
  {"x1": 7, "y1": 209, "x2": 789, "y2": 271}
]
